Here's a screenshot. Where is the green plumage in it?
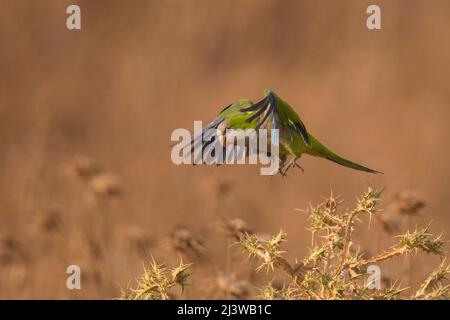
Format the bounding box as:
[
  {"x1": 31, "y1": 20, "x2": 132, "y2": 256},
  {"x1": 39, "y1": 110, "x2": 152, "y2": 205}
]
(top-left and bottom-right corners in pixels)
[{"x1": 197, "y1": 89, "x2": 380, "y2": 175}]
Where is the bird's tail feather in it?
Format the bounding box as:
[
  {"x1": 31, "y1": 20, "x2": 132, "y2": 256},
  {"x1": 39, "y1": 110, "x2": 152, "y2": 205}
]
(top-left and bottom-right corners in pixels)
[
  {"x1": 324, "y1": 154, "x2": 381, "y2": 174},
  {"x1": 309, "y1": 135, "x2": 382, "y2": 174}
]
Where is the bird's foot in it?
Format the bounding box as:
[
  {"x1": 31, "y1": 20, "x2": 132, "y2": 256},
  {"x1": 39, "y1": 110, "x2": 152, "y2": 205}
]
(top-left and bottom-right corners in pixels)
[
  {"x1": 279, "y1": 158, "x2": 304, "y2": 177},
  {"x1": 293, "y1": 161, "x2": 304, "y2": 173}
]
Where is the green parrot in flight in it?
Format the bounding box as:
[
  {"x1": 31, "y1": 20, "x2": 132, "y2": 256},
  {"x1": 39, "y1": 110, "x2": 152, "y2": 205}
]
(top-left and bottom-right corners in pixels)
[{"x1": 190, "y1": 89, "x2": 381, "y2": 176}]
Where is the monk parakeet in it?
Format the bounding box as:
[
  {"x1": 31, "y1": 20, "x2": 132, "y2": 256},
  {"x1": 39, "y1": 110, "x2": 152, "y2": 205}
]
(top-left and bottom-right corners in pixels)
[{"x1": 190, "y1": 89, "x2": 381, "y2": 176}]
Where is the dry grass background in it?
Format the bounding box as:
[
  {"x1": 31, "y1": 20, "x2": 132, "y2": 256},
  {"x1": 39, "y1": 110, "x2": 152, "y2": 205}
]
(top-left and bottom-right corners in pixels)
[{"x1": 0, "y1": 0, "x2": 449, "y2": 299}]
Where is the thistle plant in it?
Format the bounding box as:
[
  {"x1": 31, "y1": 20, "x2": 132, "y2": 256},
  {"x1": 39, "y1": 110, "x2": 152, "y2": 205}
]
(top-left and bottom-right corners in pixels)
[
  {"x1": 413, "y1": 260, "x2": 449, "y2": 299},
  {"x1": 120, "y1": 257, "x2": 191, "y2": 300},
  {"x1": 123, "y1": 187, "x2": 448, "y2": 300},
  {"x1": 238, "y1": 187, "x2": 448, "y2": 300}
]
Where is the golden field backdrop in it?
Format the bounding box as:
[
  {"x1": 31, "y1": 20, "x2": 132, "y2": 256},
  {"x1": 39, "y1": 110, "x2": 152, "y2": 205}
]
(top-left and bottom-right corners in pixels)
[{"x1": 0, "y1": 0, "x2": 449, "y2": 298}]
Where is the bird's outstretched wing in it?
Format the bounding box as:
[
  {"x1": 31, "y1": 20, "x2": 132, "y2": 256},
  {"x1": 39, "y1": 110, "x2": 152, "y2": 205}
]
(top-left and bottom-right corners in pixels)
[
  {"x1": 187, "y1": 100, "x2": 253, "y2": 160},
  {"x1": 240, "y1": 93, "x2": 311, "y2": 148},
  {"x1": 187, "y1": 117, "x2": 224, "y2": 163}
]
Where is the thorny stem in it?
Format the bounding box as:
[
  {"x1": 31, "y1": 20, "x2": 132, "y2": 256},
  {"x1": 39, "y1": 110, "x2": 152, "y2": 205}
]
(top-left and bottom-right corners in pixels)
[
  {"x1": 334, "y1": 208, "x2": 360, "y2": 276},
  {"x1": 274, "y1": 257, "x2": 309, "y2": 287},
  {"x1": 125, "y1": 187, "x2": 449, "y2": 300},
  {"x1": 414, "y1": 260, "x2": 449, "y2": 298},
  {"x1": 351, "y1": 246, "x2": 408, "y2": 268},
  {"x1": 275, "y1": 257, "x2": 294, "y2": 276}
]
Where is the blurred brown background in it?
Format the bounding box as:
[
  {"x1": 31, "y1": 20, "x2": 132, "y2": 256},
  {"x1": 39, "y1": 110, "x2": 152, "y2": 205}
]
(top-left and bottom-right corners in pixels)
[{"x1": 0, "y1": 0, "x2": 449, "y2": 299}]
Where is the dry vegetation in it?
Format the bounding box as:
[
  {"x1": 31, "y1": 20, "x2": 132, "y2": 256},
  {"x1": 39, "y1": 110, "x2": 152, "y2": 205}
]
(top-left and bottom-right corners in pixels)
[
  {"x1": 1, "y1": 1, "x2": 450, "y2": 299},
  {"x1": 121, "y1": 187, "x2": 449, "y2": 300}
]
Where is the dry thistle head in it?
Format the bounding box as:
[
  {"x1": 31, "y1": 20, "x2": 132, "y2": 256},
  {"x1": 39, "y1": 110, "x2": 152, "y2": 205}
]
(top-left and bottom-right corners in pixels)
[
  {"x1": 356, "y1": 186, "x2": 383, "y2": 214},
  {"x1": 171, "y1": 258, "x2": 192, "y2": 292},
  {"x1": 89, "y1": 173, "x2": 122, "y2": 197},
  {"x1": 202, "y1": 179, "x2": 233, "y2": 197},
  {"x1": 303, "y1": 246, "x2": 327, "y2": 265},
  {"x1": 390, "y1": 190, "x2": 425, "y2": 216},
  {"x1": 397, "y1": 225, "x2": 444, "y2": 256},
  {"x1": 221, "y1": 217, "x2": 254, "y2": 240},
  {"x1": 70, "y1": 155, "x2": 101, "y2": 180},
  {"x1": 117, "y1": 225, "x2": 154, "y2": 256},
  {"x1": 215, "y1": 273, "x2": 250, "y2": 299},
  {"x1": 130, "y1": 258, "x2": 170, "y2": 300},
  {"x1": 121, "y1": 256, "x2": 192, "y2": 300},
  {"x1": 239, "y1": 231, "x2": 287, "y2": 273},
  {"x1": 0, "y1": 234, "x2": 29, "y2": 266},
  {"x1": 306, "y1": 203, "x2": 342, "y2": 234},
  {"x1": 39, "y1": 207, "x2": 63, "y2": 233},
  {"x1": 170, "y1": 225, "x2": 206, "y2": 257},
  {"x1": 324, "y1": 191, "x2": 342, "y2": 214},
  {"x1": 375, "y1": 213, "x2": 401, "y2": 235}
]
